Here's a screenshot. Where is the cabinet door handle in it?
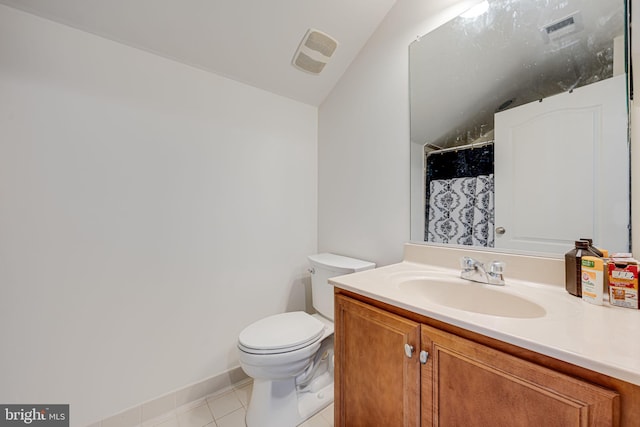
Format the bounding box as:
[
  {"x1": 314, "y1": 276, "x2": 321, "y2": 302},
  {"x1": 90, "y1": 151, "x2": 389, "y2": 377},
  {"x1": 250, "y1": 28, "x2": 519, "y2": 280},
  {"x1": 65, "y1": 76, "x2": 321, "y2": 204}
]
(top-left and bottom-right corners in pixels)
[
  {"x1": 404, "y1": 344, "x2": 414, "y2": 358},
  {"x1": 420, "y1": 350, "x2": 429, "y2": 364}
]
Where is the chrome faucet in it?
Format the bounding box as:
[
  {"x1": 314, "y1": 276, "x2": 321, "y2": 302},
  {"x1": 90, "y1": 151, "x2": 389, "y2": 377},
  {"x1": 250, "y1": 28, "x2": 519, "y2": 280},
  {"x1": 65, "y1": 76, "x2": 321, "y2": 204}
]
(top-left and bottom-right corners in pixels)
[{"x1": 460, "y1": 256, "x2": 506, "y2": 286}]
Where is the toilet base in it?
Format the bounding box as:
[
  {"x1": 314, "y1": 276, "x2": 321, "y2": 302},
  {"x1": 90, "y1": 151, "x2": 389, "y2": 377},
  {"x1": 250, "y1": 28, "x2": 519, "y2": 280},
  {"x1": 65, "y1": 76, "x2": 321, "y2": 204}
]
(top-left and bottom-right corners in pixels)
[
  {"x1": 297, "y1": 377, "x2": 334, "y2": 422},
  {"x1": 245, "y1": 377, "x2": 334, "y2": 427},
  {"x1": 241, "y1": 314, "x2": 335, "y2": 427}
]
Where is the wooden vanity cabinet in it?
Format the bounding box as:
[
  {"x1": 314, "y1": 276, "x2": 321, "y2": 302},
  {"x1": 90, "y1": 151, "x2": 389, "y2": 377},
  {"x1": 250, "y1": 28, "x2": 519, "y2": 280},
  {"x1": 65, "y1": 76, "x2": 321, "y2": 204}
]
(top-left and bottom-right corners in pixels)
[
  {"x1": 421, "y1": 324, "x2": 618, "y2": 426},
  {"x1": 335, "y1": 292, "x2": 626, "y2": 427},
  {"x1": 334, "y1": 293, "x2": 420, "y2": 426}
]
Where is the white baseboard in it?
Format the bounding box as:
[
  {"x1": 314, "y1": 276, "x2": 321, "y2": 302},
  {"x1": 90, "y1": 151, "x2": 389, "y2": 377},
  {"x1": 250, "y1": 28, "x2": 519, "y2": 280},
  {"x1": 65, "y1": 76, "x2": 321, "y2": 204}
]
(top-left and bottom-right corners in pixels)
[{"x1": 89, "y1": 366, "x2": 248, "y2": 427}]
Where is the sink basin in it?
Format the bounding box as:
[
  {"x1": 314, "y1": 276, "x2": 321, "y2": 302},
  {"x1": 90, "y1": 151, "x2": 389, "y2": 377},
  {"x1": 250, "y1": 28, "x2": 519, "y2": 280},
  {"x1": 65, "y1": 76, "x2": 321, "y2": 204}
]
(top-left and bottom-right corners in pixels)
[{"x1": 397, "y1": 276, "x2": 546, "y2": 319}]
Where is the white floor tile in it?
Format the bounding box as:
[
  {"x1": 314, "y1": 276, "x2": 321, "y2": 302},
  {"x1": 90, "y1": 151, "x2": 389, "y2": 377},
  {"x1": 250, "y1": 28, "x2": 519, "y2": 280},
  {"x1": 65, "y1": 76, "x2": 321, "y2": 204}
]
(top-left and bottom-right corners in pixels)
[
  {"x1": 233, "y1": 383, "x2": 252, "y2": 408},
  {"x1": 299, "y1": 412, "x2": 331, "y2": 427},
  {"x1": 104, "y1": 378, "x2": 335, "y2": 427},
  {"x1": 176, "y1": 404, "x2": 214, "y2": 427},
  {"x1": 215, "y1": 408, "x2": 246, "y2": 427},
  {"x1": 319, "y1": 403, "x2": 334, "y2": 426},
  {"x1": 207, "y1": 391, "x2": 243, "y2": 420}
]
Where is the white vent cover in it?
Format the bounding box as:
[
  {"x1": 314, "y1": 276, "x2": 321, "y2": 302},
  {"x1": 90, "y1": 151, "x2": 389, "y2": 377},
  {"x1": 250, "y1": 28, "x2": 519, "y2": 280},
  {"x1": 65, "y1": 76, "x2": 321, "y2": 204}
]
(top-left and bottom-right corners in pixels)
[
  {"x1": 541, "y1": 12, "x2": 583, "y2": 44},
  {"x1": 292, "y1": 28, "x2": 338, "y2": 74}
]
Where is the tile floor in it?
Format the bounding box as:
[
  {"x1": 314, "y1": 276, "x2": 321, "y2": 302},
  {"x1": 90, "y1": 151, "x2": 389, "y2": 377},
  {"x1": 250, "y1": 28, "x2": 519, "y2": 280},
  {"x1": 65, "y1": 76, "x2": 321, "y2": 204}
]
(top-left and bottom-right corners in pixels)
[{"x1": 141, "y1": 379, "x2": 334, "y2": 427}]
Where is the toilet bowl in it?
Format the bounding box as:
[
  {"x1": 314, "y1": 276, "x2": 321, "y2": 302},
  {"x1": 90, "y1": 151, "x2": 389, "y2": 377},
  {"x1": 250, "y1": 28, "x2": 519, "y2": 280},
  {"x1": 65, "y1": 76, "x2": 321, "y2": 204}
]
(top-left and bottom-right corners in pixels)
[{"x1": 237, "y1": 253, "x2": 375, "y2": 427}]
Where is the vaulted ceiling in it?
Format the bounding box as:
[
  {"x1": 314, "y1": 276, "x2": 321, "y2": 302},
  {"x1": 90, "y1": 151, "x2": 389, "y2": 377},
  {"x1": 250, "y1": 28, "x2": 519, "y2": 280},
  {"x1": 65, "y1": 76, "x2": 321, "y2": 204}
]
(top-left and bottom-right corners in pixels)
[{"x1": 0, "y1": 0, "x2": 398, "y2": 106}]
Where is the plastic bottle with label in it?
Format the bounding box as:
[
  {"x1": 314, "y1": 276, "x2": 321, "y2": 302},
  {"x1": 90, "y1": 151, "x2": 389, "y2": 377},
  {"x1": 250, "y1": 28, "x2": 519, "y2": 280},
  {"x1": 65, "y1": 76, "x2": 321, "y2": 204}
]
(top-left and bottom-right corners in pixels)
[
  {"x1": 579, "y1": 237, "x2": 604, "y2": 257},
  {"x1": 565, "y1": 240, "x2": 598, "y2": 297},
  {"x1": 581, "y1": 256, "x2": 604, "y2": 305}
]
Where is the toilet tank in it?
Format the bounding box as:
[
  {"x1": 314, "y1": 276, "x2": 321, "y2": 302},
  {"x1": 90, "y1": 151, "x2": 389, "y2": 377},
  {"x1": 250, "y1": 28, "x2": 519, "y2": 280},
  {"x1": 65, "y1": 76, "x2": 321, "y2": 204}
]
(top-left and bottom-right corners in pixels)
[{"x1": 308, "y1": 253, "x2": 375, "y2": 321}]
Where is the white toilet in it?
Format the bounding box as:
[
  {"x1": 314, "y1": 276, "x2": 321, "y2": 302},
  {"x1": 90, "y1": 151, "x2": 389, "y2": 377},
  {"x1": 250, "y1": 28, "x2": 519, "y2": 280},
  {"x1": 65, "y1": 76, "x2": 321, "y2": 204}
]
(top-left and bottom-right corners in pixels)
[{"x1": 237, "y1": 253, "x2": 375, "y2": 427}]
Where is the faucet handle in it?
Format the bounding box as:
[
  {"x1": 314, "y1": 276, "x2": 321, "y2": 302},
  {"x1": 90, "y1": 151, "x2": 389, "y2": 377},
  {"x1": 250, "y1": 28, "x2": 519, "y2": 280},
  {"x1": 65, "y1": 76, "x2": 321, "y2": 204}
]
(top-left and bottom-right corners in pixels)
[
  {"x1": 460, "y1": 256, "x2": 477, "y2": 269},
  {"x1": 488, "y1": 260, "x2": 506, "y2": 274}
]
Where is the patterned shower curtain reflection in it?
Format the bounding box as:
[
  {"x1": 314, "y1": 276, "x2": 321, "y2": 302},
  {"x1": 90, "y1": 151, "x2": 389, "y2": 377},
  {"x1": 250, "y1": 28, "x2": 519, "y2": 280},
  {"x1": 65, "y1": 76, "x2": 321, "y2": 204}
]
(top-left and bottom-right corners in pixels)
[{"x1": 425, "y1": 143, "x2": 494, "y2": 247}]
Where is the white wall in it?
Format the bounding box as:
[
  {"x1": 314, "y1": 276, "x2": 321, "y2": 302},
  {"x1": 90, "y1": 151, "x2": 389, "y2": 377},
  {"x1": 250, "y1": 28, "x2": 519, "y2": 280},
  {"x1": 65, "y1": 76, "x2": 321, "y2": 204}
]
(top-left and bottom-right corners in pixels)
[
  {"x1": 320, "y1": 0, "x2": 639, "y2": 265},
  {"x1": 318, "y1": 0, "x2": 478, "y2": 266},
  {"x1": 0, "y1": 5, "x2": 317, "y2": 425}
]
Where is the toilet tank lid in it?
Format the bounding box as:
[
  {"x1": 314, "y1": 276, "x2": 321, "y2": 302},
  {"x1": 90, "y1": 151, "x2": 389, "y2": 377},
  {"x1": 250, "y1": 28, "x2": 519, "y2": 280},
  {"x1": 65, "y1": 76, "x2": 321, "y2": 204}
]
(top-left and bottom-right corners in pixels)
[{"x1": 308, "y1": 253, "x2": 376, "y2": 273}]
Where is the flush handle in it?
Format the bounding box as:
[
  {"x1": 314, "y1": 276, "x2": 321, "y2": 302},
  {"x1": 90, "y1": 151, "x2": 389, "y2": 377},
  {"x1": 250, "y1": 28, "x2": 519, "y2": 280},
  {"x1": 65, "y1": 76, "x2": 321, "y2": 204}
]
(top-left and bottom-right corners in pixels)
[
  {"x1": 404, "y1": 344, "x2": 414, "y2": 358},
  {"x1": 420, "y1": 350, "x2": 429, "y2": 364}
]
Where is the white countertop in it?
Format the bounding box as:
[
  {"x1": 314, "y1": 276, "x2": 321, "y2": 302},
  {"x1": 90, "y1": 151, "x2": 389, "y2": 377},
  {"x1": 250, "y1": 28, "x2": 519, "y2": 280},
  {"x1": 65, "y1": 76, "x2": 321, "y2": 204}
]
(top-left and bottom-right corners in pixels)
[{"x1": 330, "y1": 260, "x2": 640, "y2": 386}]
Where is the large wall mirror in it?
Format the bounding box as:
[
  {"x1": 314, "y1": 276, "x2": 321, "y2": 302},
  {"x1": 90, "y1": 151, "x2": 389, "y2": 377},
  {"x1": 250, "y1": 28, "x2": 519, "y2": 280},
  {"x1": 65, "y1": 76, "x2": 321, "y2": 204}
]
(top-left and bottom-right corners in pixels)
[{"x1": 410, "y1": 0, "x2": 630, "y2": 256}]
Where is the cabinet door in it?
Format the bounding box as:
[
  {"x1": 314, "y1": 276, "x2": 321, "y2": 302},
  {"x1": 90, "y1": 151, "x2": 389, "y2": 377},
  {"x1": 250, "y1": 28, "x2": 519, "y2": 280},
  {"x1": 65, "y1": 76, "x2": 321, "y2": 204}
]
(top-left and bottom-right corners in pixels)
[
  {"x1": 421, "y1": 325, "x2": 620, "y2": 426},
  {"x1": 335, "y1": 295, "x2": 420, "y2": 427}
]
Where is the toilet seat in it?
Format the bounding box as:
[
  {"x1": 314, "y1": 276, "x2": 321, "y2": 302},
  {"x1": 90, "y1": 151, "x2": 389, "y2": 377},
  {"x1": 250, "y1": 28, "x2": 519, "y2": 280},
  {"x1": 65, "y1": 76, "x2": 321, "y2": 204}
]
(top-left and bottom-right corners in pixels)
[{"x1": 238, "y1": 311, "x2": 325, "y2": 355}]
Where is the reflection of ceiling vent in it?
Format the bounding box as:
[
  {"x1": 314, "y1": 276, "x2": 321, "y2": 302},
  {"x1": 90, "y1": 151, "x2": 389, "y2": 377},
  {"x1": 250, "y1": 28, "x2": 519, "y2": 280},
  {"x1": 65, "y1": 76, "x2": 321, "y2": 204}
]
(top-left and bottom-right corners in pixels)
[
  {"x1": 541, "y1": 12, "x2": 583, "y2": 44},
  {"x1": 292, "y1": 29, "x2": 338, "y2": 74}
]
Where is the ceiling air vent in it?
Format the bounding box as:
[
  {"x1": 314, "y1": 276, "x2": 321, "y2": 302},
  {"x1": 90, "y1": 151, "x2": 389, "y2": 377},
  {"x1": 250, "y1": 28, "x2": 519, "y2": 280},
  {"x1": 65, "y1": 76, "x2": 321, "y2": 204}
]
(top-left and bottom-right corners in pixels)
[
  {"x1": 292, "y1": 28, "x2": 338, "y2": 74},
  {"x1": 541, "y1": 12, "x2": 583, "y2": 44}
]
